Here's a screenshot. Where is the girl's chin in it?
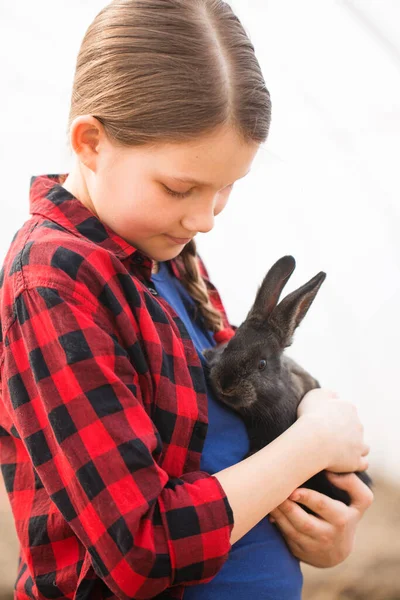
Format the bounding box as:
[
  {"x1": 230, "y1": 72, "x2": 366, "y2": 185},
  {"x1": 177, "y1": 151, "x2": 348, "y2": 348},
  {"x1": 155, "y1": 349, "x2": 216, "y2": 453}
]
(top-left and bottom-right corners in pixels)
[{"x1": 141, "y1": 238, "x2": 185, "y2": 262}]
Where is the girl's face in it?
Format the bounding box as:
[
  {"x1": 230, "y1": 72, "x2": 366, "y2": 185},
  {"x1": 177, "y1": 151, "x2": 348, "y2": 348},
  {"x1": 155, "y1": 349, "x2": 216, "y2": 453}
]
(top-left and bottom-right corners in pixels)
[{"x1": 67, "y1": 119, "x2": 260, "y2": 262}]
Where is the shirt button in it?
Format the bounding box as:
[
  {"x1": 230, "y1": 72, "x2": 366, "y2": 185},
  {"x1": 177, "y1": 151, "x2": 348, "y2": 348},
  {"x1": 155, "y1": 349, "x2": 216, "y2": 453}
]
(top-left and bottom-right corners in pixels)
[
  {"x1": 148, "y1": 286, "x2": 158, "y2": 296},
  {"x1": 133, "y1": 253, "x2": 144, "y2": 264}
]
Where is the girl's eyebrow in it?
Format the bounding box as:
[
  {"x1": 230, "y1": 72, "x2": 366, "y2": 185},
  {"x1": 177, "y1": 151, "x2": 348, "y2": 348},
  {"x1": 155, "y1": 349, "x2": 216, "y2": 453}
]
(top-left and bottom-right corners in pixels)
[{"x1": 170, "y1": 169, "x2": 251, "y2": 186}]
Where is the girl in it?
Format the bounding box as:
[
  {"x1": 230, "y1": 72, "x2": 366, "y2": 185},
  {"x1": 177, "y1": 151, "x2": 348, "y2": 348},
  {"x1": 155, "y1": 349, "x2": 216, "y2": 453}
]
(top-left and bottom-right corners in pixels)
[{"x1": 0, "y1": 1, "x2": 372, "y2": 599}]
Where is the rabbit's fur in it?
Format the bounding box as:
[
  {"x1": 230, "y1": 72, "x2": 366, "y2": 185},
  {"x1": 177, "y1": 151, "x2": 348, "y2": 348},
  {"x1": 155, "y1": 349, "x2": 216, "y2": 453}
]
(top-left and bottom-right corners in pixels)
[{"x1": 202, "y1": 255, "x2": 372, "y2": 513}]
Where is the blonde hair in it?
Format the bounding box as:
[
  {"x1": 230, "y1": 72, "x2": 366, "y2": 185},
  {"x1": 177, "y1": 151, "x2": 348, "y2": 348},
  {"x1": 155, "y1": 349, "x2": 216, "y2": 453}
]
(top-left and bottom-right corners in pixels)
[{"x1": 67, "y1": 0, "x2": 271, "y2": 332}]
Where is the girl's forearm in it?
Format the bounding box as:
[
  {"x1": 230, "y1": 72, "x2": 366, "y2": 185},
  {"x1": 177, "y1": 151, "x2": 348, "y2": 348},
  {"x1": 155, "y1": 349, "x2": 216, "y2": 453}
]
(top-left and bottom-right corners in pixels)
[{"x1": 213, "y1": 415, "x2": 327, "y2": 544}]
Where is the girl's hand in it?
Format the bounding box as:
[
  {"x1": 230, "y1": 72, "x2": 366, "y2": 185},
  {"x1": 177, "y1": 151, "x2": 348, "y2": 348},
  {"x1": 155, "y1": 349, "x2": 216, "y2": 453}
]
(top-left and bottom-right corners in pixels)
[
  {"x1": 268, "y1": 471, "x2": 374, "y2": 568},
  {"x1": 297, "y1": 388, "x2": 369, "y2": 474}
]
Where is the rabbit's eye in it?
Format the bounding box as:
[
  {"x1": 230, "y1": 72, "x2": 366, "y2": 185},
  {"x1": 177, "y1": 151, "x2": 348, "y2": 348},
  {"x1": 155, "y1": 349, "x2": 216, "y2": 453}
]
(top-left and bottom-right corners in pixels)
[{"x1": 258, "y1": 359, "x2": 267, "y2": 370}]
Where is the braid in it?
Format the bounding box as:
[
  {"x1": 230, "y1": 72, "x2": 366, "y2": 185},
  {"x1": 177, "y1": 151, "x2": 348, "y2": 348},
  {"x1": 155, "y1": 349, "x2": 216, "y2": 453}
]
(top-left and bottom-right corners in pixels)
[{"x1": 175, "y1": 239, "x2": 224, "y2": 333}]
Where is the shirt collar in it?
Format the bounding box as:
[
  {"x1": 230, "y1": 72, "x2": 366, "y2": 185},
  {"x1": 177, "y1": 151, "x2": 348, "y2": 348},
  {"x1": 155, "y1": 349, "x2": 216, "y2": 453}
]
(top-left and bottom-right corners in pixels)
[
  {"x1": 29, "y1": 173, "x2": 164, "y2": 281},
  {"x1": 28, "y1": 174, "x2": 234, "y2": 343}
]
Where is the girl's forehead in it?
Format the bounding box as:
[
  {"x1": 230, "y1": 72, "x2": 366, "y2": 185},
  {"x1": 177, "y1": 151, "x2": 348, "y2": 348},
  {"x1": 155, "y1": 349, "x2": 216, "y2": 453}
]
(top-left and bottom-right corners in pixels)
[{"x1": 109, "y1": 126, "x2": 259, "y2": 183}]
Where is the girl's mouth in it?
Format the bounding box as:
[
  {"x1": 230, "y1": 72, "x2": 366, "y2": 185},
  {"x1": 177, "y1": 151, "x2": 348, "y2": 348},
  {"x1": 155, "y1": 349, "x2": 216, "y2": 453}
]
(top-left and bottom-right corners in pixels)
[{"x1": 165, "y1": 234, "x2": 192, "y2": 244}]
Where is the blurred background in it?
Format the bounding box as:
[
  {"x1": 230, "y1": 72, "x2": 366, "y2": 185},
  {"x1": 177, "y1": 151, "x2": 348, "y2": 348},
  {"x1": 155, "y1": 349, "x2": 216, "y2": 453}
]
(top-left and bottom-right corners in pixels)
[{"x1": 0, "y1": 1, "x2": 399, "y2": 598}]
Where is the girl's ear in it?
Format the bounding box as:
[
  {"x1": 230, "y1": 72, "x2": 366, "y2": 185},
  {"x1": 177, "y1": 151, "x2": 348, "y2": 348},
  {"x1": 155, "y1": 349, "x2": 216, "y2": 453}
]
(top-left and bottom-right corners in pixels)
[
  {"x1": 69, "y1": 115, "x2": 103, "y2": 172},
  {"x1": 245, "y1": 255, "x2": 296, "y2": 323},
  {"x1": 271, "y1": 271, "x2": 327, "y2": 347}
]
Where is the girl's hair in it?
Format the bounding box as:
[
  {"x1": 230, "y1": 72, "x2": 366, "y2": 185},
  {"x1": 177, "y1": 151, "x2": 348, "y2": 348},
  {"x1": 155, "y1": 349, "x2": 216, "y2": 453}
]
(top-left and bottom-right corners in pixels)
[{"x1": 67, "y1": 0, "x2": 271, "y2": 333}]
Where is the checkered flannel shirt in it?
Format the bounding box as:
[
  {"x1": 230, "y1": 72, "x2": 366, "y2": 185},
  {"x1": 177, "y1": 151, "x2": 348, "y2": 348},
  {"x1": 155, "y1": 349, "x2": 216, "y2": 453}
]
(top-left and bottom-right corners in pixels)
[{"x1": 0, "y1": 174, "x2": 237, "y2": 600}]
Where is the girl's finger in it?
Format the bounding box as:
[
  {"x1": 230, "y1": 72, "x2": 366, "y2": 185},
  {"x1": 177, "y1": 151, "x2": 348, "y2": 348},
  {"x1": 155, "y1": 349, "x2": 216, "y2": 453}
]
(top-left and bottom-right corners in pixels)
[
  {"x1": 325, "y1": 471, "x2": 374, "y2": 512},
  {"x1": 273, "y1": 499, "x2": 330, "y2": 540},
  {"x1": 362, "y1": 444, "x2": 370, "y2": 456},
  {"x1": 288, "y1": 488, "x2": 349, "y2": 528},
  {"x1": 269, "y1": 507, "x2": 305, "y2": 544}
]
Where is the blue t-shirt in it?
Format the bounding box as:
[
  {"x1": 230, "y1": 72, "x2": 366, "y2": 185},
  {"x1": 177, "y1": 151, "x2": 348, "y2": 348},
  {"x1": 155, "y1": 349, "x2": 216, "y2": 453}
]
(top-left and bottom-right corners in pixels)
[{"x1": 151, "y1": 261, "x2": 302, "y2": 600}]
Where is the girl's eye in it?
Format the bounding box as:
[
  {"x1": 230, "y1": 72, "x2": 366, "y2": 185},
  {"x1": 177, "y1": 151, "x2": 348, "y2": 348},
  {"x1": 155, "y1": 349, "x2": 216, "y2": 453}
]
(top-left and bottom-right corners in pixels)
[
  {"x1": 163, "y1": 182, "x2": 234, "y2": 199},
  {"x1": 163, "y1": 185, "x2": 192, "y2": 199},
  {"x1": 258, "y1": 359, "x2": 267, "y2": 370}
]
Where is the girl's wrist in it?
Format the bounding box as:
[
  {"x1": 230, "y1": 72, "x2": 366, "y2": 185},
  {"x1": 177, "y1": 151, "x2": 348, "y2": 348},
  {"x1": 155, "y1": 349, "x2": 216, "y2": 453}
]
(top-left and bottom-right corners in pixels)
[{"x1": 292, "y1": 414, "x2": 332, "y2": 472}]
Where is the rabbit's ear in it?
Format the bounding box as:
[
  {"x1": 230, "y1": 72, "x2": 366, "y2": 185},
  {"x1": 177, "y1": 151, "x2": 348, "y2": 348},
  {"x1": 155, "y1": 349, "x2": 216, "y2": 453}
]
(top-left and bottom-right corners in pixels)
[
  {"x1": 202, "y1": 348, "x2": 216, "y2": 362},
  {"x1": 271, "y1": 271, "x2": 326, "y2": 347},
  {"x1": 246, "y1": 255, "x2": 296, "y2": 322},
  {"x1": 202, "y1": 344, "x2": 227, "y2": 365}
]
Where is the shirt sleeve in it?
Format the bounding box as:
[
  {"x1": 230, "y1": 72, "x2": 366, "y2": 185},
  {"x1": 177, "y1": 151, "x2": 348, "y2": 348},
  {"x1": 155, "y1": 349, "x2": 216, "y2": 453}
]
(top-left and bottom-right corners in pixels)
[{"x1": 1, "y1": 284, "x2": 234, "y2": 599}]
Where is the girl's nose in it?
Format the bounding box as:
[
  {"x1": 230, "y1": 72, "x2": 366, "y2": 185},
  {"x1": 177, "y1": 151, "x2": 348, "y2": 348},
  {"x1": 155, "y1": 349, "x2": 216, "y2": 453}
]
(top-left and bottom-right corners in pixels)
[{"x1": 181, "y1": 196, "x2": 216, "y2": 234}]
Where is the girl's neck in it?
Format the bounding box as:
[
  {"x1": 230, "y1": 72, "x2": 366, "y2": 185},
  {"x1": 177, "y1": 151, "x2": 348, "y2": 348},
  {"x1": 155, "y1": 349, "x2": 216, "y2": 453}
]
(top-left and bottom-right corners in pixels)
[
  {"x1": 63, "y1": 163, "x2": 160, "y2": 276},
  {"x1": 62, "y1": 162, "x2": 98, "y2": 217}
]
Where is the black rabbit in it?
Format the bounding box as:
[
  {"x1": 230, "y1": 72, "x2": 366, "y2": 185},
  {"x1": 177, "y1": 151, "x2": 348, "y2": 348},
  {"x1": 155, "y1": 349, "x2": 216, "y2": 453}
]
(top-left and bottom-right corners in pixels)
[{"x1": 202, "y1": 255, "x2": 372, "y2": 515}]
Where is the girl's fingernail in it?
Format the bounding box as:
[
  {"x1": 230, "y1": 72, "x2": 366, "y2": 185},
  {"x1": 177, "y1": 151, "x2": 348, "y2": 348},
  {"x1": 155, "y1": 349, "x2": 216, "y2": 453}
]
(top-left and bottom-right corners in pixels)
[
  {"x1": 290, "y1": 493, "x2": 300, "y2": 502},
  {"x1": 269, "y1": 516, "x2": 275, "y2": 523}
]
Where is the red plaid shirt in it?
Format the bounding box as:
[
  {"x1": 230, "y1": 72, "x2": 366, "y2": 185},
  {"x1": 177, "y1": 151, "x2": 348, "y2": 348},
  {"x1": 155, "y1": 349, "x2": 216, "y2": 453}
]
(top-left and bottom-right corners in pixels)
[{"x1": 0, "y1": 174, "x2": 236, "y2": 600}]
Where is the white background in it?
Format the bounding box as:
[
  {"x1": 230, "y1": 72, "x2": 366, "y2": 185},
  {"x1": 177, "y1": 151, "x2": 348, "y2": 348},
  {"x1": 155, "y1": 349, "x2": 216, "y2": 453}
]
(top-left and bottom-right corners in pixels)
[{"x1": 0, "y1": 1, "x2": 399, "y2": 483}]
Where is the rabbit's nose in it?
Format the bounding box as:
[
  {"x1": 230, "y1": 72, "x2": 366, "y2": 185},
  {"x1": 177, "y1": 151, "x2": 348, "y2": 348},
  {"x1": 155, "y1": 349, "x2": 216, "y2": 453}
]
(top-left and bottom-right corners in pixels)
[
  {"x1": 222, "y1": 387, "x2": 236, "y2": 396},
  {"x1": 220, "y1": 378, "x2": 236, "y2": 395}
]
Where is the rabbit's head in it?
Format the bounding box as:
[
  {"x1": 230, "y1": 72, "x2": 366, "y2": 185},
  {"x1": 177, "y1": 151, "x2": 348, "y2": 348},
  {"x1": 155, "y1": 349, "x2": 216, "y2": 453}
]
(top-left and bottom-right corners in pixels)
[{"x1": 202, "y1": 256, "x2": 326, "y2": 416}]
